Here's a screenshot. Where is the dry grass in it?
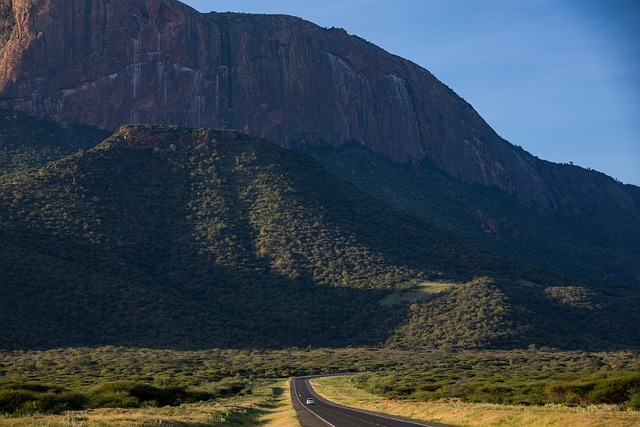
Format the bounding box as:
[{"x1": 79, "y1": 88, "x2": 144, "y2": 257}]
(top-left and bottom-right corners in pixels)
[
  {"x1": 0, "y1": 405, "x2": 222, "y2": 427},
  {"x1": 0, "y1": 379, "x2": 300, "y2": 427},
  {"x1": 311, "y1": 376, "x2": 640, "y2": 427},
  {"x1": 258, "y1": 379, "x2": 300, "y2": 427}
]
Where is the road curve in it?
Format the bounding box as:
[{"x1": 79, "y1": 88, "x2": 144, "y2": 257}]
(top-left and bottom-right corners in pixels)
[{"x1": 291, "y1": 377, "x2": 454, "y2": 427}]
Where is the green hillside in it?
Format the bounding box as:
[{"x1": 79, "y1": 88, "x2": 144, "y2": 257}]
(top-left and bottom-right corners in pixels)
[
  {"x1": 0, "y1": 123, "x2": 638, "y2": 350},
  {"x1": 0, "y1": 108, "x2": 110, "y2": 175},
  {"x1": 306, "y1": 142, "x2": 640, "y2": 284}
]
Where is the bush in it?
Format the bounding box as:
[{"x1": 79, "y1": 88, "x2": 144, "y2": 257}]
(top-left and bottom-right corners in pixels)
[
  {"x1": 88, "y1": 388, "x2": 140, "y2": 409},
  {"x1": 0, "y1": 380, "x2": 208, "y2": 414},
  {"x1": 588, "y1": 373, "x2": 640, "y2": 405},
  {"x1": 0, "y1": 385, "x2": 87, "y2": 415},
  {"x1": 28, "y1": 391, "x2": 88, "y2": 414},
  {"x1": 88, "y1": 381, "x2": 191, "y2": 408},
  {"x1": 0, "y1": 389, "x2": 37, "y2": 414},
  {"x1": 193, "y1": 376, "x2": 250, "y2": 398},
  {"x1": 546, "y1": 373, "x2": 640, "y2": 407},
  {"x1": 545, "y1": 381, "x2": 595, "y2": 405},
  {"x1": 628, "y1": 392, "x2": 640, "y2": 411}
]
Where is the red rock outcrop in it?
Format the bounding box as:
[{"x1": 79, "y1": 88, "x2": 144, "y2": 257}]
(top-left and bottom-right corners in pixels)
[{"x1": 0, "y1": 0, "x2": 558, "y2": 206}]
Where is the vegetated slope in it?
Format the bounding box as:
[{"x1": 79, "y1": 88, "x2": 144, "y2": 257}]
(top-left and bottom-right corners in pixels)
[
  {"x1": 307, "y1": 143, "x2": 640, "y2": 284},
  {"x1": 0, "y1": 108, "x2": 111, "y2": 175},
  {"x1": 1, "y1": 0, "x2": 639, "y2": 285},
  {"x1": 1, "y1": 107, "x2": 637, "y2": 287},
  {"x1": 0, "y1": 124, "x2": 638, "y2": 351}
]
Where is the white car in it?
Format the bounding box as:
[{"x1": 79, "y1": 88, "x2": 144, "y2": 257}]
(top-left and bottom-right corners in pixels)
[{"x1": 306, "y1": 397, "x2": 315, "y2": 405}]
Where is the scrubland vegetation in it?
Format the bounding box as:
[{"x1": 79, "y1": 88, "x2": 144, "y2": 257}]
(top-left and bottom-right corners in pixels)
[
  {"x1": 0, "y1": 378, "x2": 296, "y2": 426},
  {"x1": 0, "y1": 347, "x2": 638, "y2": 423}
]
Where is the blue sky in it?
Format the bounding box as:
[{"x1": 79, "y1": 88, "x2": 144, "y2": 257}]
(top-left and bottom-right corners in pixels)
[{"x1": 182, "y1": 1, "x2": 640, "y2": 185}]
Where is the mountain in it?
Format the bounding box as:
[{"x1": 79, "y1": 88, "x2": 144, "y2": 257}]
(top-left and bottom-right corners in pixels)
[
  {"x1": 0, "y1": 123, "x2": 638, "y2": 351},
  {"x1": 3, "y1": 0, "x2": 522, "y2": 197},
  {"x1": 1, "y1": 0, "x2": 639, "y2": 284}
]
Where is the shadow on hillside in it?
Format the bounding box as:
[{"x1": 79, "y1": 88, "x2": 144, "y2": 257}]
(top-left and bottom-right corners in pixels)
[
  {"x1": 0, "y1": 228, "x2": 406, "y2": 350},
  {"x1": 2, "y1": 129, "x2": 637, "y2": 352},
  {"x1": 0, "y1": 140, "x2": 407, "y2": 350}
]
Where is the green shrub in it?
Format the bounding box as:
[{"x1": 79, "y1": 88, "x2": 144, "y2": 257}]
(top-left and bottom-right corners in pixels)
[
  {"x1": 88, "y1": 388, "x2": 140, "y2": 409},
  {"x1": 0, "y1": 377, "x2": 224, "y2": 415},
  {"x1": 545, "y1": 381, "x2": 595, "y2": 405},
  {"x1": 88, "y1": 381, "x2": 202, "y2": 408},
  {"x1": 546, "y1": 373, "x2": 640, "y2": 406},
  {"x1": 587, "y1": 373, "x2": 640, "y2": 405},
  {"x1": 193, "y1": 376, "x2": 249, "y2": 398},
  {"x1": 28, "y1": 391, "x2": 87, "y2": 414},
  {"x1": 0, "y1": 389, "x2": 37, "y2": 414},
  {"x1": 0, "y1": 384, "x2": 87, "y2": 415},
  {"x1": 468, "y1": 385, "x2": 515, "y2": 404},
  {"x1": 628, "y1": 391, "x2": 640, "y2": 411}
]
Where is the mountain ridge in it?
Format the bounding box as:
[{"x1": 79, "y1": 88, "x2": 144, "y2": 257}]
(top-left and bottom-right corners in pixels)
[
  {"x1": 0, "y1": 0, "x2": 581, "y2": 211},
  {"x1": 1, "y1": 123, "x2": 638, "y2": 350},
  {"x1": 0, "y1": 0, "x2": 638, "y2": 282},
  {"x1": 2, "y1": 1, "x2": 637, "y2": 237},
  {"x1": 305, "y1": 142, "x2": 640, "y2": 283}
]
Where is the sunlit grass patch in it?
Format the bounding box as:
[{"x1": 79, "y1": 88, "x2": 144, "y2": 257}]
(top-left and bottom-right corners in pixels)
[
  {"x1": 311, "y1": 376, "x2": 640, "y2": 427},
  {"x1": 379, "y1": 281, "x2": 457, "y2": 306}
]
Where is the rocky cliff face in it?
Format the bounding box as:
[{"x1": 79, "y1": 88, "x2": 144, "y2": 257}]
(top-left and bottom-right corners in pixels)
[
  {"x1": 0, "y1": 0, "x2": 558, "y2": 206},
  {"x1": 1, "y1": 0, "x2": 639, "y2": 220}
]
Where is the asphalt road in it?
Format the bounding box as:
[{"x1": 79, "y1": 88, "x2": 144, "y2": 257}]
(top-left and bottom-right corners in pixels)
[{"x1": 291, "y1": 377, "x2": 454, "y2": 427}]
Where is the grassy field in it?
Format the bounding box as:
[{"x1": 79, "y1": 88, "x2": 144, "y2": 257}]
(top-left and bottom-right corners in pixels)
[
  {"x1": 0, "y1": 379, "x2": 299, "y2": 427},
  {"x1": 311, "y1": 376, "x2": 640, "y2": 427}
]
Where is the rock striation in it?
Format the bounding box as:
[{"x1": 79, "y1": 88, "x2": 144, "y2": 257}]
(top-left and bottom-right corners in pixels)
[{"x1": 0, "y1": 0, "x2": 555, "y2": 205}]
